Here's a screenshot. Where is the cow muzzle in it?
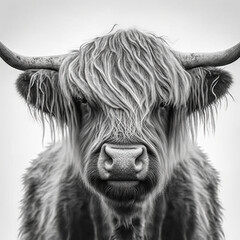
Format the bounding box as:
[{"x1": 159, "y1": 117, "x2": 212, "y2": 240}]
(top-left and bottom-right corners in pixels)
[{"x1": 97, "y1": 144, "x2": 149, "y2": 186}]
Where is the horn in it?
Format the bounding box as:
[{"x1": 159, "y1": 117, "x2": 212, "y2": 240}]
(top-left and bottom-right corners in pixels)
[
  {"x1": 0, "y1": 41, "x2": 67, "y2": 71},
  {"x1": 174, "y1": 42, "x2": 240, "y2": 69}
]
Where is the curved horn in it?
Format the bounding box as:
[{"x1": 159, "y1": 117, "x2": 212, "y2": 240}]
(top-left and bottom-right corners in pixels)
[
  {"x1": 0, "y1": 41, "x2": 67, "y2": 70},
  {"x1": 174, "y1": 42, "x2": 240, "y2": 69}
]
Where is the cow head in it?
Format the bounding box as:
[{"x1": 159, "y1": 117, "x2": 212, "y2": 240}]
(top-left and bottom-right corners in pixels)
[{"x1": 0, "y1": 30, "x2": 237, "y2": 206}]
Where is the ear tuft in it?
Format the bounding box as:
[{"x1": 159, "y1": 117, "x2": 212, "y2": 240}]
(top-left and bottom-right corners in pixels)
[
  {"x1": 204, "y1": 68, "x2": 233, "y2": 103},
  {"x1": 16, "y1": 70, "x2": 38, "y2": 100},
  {"x1": 187, "y1": 67, "x2": 233, "y2": 114},
  {"x1": 16, "y1": 69, "x2": 59, "y2": 113},
  {"x1": 15, "y1": 69, "x2": 79, "y2": 140}
]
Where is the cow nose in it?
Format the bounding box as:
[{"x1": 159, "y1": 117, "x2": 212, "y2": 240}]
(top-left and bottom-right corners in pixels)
[{"x1": 97, "y1": 144, "x2": 149, "y2": 180}]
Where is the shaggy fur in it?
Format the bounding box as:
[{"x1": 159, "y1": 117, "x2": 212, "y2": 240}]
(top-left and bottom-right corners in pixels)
[{"x1": 16, "y1": 29, "x2": 232, "y2": 240}]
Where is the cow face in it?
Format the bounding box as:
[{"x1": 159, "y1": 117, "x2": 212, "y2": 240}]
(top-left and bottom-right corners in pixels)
[{"x1": 15, "y1": 30, "x2": 232, "y2": 205}]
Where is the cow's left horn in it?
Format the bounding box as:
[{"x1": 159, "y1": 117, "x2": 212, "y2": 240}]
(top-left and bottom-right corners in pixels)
[
  {"x1": 0, "y1": 41, "x2": 67, "y2": 70},
  {"x1": 174, "y1": 42, "x2": 240, "y2": 69}
]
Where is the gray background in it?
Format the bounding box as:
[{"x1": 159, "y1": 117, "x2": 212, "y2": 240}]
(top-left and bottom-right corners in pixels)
[{"x1": 0, "y1": 0, "x2": 239, "y2": 239}]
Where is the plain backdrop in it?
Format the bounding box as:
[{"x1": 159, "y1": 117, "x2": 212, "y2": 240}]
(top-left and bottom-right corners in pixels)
[{"x1": 0, "y1": 0, "x2": 239, "y2": 239}]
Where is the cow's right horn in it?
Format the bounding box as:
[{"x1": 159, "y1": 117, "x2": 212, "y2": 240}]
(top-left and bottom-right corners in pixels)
[{"x1": 0, "y1": 41, "x2": 67, "y2": 71}]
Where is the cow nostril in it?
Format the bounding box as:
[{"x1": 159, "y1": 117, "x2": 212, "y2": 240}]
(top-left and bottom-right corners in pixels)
[
  {"x1": 104, "y1": 158, "x2": 113, "y2": 170},
  {"x1": 135, "y1": 158, "x2": 143, "y2": 172}
]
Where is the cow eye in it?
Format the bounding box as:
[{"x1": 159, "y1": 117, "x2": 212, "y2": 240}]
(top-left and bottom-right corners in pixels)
[
  {"x1": 81, "y1": 97, "x2": 88, "y2": 104},
  {"x1": 159, "y1": 102, "x2": 166, "y2": 108},
  {"x1": 72, "y1": 96, "x2": 88, "y2": 107}
]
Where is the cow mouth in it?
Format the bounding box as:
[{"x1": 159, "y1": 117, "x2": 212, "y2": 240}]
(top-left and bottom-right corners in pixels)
[
  {"x1": 89, "y1": 178, "x2": 152, "y2": 203},
  {"x1": 107, "y1": 180, "x2": 139, "y2": 188},
  {"x1": 88, "y1": 174, "x2": 156, "y2": 203}
]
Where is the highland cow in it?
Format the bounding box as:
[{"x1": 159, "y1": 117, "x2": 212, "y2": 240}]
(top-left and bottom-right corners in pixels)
[{"x1": 0, "y1": 29, "x2": 240, "y2": 240}]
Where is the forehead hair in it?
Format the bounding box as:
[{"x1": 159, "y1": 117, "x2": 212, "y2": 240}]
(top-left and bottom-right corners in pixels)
[{"x1": 59, "y1": 29, "x2": 191, "y2": 122}]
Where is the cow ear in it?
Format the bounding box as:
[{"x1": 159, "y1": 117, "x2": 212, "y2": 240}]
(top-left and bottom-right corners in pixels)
[
  {"x1": 16, "y1": 69, "x2": 71, "y2": 123},
  {"x1": 186, "y1": 67, "x2": 233, "y2": 114}
]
